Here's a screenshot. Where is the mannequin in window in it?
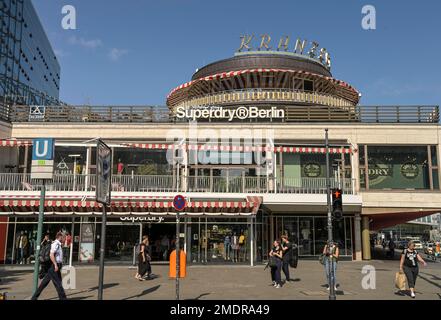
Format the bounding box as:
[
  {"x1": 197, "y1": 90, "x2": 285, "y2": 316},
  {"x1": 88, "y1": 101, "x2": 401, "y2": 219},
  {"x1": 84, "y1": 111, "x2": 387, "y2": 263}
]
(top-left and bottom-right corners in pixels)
[
  {"x1": 238, "y1": 231, "x2": 246, "y2": 262},
  {"x1": 224, "y1": 233, "x2": 231, "y2": 261},
  {"x1": 231, "y1": 232, "x2": 239, "y2": 263}
]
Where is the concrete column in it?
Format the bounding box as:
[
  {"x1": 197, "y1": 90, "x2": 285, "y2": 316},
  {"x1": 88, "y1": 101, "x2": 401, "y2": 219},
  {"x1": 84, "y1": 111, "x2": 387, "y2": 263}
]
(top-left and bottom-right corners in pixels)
[
  {"x1": 353, "y1": 214, "x2": 362, "y2": 261},
  {"x1": 362, "y1": 216, "x2": 371, "y2": 260},
  {"x1": 351, "y1": 143, "x2": 360, "y2": 194}
]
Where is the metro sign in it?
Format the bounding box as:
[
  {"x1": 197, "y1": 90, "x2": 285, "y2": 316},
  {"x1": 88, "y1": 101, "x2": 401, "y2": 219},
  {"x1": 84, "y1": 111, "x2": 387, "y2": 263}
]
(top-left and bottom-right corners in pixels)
[{"x1": 31, "y1": 138, "x2": 55, "y2": 180}]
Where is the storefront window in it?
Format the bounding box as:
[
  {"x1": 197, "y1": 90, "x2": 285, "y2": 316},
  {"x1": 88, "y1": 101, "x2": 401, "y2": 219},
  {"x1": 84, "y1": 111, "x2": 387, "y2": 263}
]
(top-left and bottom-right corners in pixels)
[
  {"x1": 54, "y1": 146, "x2": 87, "y2": 174},
  {"x1": 366, "y1": 146, "x2": 430, "y2": 190},
  {"x1": 113, "y1": 148, "x2": 171, "y2": 175},
  {"x1": 281, "y1": 153, "x2": 344, "y2": 188},
  {"x1": 272, "y1": 215, "x2": 353, "y2": 258}
]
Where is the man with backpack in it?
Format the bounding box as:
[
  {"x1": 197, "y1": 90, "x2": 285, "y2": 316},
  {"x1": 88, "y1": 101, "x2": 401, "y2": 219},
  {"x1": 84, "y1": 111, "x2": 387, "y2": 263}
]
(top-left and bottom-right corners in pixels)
[{"x1": 32, "y1": 232, "x2": 67, "y2": 300}]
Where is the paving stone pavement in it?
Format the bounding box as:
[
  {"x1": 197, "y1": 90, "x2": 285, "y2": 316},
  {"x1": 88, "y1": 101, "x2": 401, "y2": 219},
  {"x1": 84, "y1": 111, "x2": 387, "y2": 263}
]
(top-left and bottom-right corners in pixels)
[{"x1": 1, "y1": 259, "x2": 440, "y2": 300}]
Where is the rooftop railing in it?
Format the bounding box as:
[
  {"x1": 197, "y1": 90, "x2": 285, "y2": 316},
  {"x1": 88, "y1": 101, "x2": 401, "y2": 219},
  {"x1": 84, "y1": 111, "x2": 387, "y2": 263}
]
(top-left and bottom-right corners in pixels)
[
  {"x1": 2, "y1": 104, "x2": 438, "y2": 124},
  {"x1": 0, "y1": 173, "x2": 356, "y2": 195}
]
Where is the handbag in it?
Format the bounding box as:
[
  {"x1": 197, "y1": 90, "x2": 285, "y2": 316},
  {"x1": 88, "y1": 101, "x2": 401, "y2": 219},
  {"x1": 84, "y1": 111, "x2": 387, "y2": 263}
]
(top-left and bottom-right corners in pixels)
[
  {"x1": 319, "y1": 254, "x2": 326, "y2": 265},
  {"x1": 268, "y1": 256, "x2": 277, "y2": 268},
  {"x1": 395, "y1": 271, "x2": 407, "y2": 291}
]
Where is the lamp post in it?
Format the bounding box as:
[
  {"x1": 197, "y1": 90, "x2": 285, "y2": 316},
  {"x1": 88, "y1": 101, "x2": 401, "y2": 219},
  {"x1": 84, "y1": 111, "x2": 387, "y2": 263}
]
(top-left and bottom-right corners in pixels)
[{"x1": 325, "y1": 129, "x2": 336, "y2": 300}]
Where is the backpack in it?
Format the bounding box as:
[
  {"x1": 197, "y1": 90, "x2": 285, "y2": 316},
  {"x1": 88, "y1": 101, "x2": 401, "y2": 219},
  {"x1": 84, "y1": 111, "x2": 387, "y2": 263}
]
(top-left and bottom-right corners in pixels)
[{"x1": 39, "y1": 241, "x2": 52, "y2": 264}]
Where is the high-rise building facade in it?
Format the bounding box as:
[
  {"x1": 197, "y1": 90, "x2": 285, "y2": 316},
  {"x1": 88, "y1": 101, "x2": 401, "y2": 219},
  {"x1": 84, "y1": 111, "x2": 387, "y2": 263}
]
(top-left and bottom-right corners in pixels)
[{"x1": 0, "y1": 0, "x2": 60, "y2": 107}]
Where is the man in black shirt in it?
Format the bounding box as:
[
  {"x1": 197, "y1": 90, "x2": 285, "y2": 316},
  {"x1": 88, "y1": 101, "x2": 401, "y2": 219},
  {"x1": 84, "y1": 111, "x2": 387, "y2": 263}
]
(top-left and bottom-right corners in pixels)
[{"x1": 281, "y1": 235, "x2": 293, "y2": 282}]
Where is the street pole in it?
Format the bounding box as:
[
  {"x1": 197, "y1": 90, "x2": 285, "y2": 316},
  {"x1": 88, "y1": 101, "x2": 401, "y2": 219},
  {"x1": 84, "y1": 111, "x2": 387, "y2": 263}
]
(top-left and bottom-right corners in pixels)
[
  {"x1": 98, "y1": 204, "x2": 107, "y2": 300},
  {"x1": 325, "y1": 129, "x2": 336, "y2": 300},
  {"x1": 32, "y1": 180, "x2": 45, "y2": 294},
  {"x1": 176, "y1": 210, "x2": 180, "y2": 300}
]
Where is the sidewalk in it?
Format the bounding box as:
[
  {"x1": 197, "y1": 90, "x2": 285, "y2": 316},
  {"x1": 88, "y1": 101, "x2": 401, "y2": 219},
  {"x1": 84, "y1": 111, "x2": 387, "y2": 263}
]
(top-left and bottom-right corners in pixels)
[{"x1": 1, "y1": 259, "x2": 440, "y2": 300}]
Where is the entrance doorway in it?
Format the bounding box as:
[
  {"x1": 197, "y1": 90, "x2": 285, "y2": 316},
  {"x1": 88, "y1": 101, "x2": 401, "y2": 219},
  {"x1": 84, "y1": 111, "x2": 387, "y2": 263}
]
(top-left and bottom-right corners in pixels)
[{"x1": 142, "y1": 223, "x2": 176, "y2": 261}]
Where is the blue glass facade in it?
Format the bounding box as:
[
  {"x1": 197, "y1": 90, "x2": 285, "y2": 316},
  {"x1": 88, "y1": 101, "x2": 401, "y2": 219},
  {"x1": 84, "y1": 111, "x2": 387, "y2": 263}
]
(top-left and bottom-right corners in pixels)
[{"x1": 0, "y1": 0, "x2": 60, "y2": 101}]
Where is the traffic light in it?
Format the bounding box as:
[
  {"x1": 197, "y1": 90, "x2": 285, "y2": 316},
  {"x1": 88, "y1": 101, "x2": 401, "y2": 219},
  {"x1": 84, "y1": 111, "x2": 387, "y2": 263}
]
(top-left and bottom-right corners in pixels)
[{"x1": 332, "y1": 188, "x2": 343, "y2": 221}]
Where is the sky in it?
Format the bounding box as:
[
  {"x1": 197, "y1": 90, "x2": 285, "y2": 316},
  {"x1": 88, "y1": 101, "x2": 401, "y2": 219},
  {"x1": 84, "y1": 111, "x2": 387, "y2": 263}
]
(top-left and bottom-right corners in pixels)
[{"x1": 31, "y1": 0, "x2": 441, "y2": 106}]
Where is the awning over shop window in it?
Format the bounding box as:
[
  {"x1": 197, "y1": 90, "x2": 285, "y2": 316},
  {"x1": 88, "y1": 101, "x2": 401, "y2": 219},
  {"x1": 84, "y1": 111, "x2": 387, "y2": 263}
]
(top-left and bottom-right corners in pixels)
[
  {"x1": 0, "y1": 139, "x2": 33, "y2": 147},
  {"x1": 0, "y1": 196, "x2": 262, "y2": 216},
  {"x1": 121, "y1": 143, "x2": 352, "y2": 154}
]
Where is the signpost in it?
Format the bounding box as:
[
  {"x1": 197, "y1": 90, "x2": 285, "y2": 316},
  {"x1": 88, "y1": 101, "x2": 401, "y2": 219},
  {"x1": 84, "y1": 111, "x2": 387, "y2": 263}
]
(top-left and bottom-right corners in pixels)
[
  {"x1": 173, "y1": 194, "x2": 186, "y2": 300},
  {"x1": 31, "y1": 138, "x2": 55, "y2": 294},
  {"x1": 96, "y1": 140, "x2": 112, "y2": 300}
]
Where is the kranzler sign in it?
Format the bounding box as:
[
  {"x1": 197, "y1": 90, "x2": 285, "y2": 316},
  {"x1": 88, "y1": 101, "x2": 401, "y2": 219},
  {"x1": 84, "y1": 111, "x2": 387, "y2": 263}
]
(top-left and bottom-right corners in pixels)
[{"x1": 176, "y1": 106, "x2": 284, "y2": 121}]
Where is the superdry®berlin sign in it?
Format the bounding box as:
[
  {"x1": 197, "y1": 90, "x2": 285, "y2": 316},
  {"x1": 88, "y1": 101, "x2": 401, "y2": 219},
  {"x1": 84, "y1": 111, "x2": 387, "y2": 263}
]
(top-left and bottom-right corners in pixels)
[{"x1": 176, "y1": 106, "x2": 285, "y2": 121}]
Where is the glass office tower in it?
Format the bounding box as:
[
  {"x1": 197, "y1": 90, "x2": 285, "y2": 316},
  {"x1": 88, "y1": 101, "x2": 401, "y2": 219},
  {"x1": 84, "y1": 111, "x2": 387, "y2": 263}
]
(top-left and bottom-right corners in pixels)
[{"x1": 0, "y1": 0, "x2": 60, "y2": 106}]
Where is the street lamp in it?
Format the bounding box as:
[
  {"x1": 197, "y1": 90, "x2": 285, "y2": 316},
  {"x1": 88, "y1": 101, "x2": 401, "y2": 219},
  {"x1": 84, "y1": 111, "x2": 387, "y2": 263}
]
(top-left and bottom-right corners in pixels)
[{"x1": 68, "y1": 154, "x2": 81, "y2": 191}]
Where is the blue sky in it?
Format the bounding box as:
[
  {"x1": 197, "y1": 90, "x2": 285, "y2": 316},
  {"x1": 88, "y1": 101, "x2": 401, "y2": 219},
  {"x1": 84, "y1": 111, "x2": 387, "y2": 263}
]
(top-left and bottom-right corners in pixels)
[{"x1": 32, "y1": 0, "x2": 441, "y2": 106}]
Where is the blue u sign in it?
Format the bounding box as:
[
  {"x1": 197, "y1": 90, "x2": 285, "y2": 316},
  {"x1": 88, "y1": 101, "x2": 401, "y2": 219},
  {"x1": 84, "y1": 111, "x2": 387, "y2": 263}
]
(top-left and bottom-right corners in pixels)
[{"x1": 32, "y1": 138, "x2": 55, "y2": 160}]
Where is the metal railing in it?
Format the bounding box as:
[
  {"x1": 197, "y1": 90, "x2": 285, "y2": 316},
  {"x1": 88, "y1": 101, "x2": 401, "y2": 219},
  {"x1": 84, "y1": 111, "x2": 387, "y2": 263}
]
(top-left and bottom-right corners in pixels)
[
  {"x1": 355, "y1": 105, "x2": 439, "y2": 123},
  {"x1": 3, "y1": 104, "x2": 439, "y2": 124},
  {"x1": 0, "y1": 173, "x2": 356, "y2": 195}
]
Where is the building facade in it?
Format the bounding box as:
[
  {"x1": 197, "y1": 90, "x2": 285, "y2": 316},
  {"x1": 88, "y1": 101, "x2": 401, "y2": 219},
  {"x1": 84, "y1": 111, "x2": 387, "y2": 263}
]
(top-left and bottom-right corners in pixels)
[
  {"x1": 0, "y1": 0, "x2": 60, "y2": 109},
  {"x1": 0, "y1": 37, "x2": 440, "y2": 266}
]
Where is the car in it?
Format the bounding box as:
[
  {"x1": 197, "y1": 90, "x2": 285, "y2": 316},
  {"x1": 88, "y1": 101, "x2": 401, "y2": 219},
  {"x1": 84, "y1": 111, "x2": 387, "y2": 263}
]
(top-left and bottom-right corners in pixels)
[
  {"x1": 413, "y1": 240, "x2": 423, "y2": 250},
  {"x1": 397, "y1": 240, "x2": 408, "y2": 250},
  {"x1": 424, "y1": 243, "x2": 435, "y2": 255}
]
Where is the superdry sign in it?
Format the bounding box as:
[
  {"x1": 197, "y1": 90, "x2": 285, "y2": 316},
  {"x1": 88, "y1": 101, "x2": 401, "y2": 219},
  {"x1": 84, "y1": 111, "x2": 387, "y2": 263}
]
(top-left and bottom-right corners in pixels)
[{"x1": 176, "y1": 106, "x2": 285, "y2": 121}]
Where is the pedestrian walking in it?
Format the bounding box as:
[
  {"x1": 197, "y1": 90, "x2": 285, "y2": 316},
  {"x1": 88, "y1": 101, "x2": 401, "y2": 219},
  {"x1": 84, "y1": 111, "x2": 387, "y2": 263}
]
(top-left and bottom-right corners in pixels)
[
  {"x1": 268, "y1": 240, "x2": 283, "y2": 289},
  {"x1": 31, "y1": 231, "x2": 67, "y2": 300},
  {"x1": 323, "y1": 241, "x2": 339, "y2": 291},
  {"x1": 281, "y1": 235, "x2": 293, "y2": 283},
  {"x1": 388, "y1": 239, "x2": 396, "y2": 259},
  {"x1": 399, "y1": 240, "x2": 427, "y2": 298},
  {"x1": 137, "y1": 235, "x2": 152, "y2": 281}
]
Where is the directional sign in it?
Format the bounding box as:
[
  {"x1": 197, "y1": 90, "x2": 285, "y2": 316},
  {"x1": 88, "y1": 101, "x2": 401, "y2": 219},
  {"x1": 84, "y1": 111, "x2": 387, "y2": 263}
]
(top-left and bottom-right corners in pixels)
[
  {"x1": 173, "y1": 195, "x2": 186, "y2": 212},
  {"x1": 31, "y1": 138, "x2": 55, "y2": 180},
  {"x1": 96, "y1": 140, "x2": 112, "y2": 205}
]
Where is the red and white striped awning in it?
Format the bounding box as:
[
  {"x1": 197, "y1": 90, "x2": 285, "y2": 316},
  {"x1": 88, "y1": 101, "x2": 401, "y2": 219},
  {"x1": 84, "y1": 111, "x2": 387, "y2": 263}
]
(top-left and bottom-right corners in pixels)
[
  {"x1": 0, "y1": 197, "x2": 261, "y2": 216},
  {"x1": 121, "y1": 143, "x2": 352, "y2": 154},
  {"x1": 167, "y1": 68, "x2": 359, "y2": 99},
  {"x1": 0, "y1": 139, "x2": 33, "y2": 147}
]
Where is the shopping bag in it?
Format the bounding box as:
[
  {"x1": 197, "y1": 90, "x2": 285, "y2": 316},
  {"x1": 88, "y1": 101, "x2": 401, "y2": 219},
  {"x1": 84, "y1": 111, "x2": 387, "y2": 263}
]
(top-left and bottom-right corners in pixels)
[{"x1": 395, "y1": 271, "x2": 407, "y2": 291}]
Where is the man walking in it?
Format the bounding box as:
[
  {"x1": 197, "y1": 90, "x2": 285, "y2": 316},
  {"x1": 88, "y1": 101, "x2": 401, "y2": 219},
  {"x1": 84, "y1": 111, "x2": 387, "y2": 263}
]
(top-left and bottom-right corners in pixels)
[
  {"x1": 281, "y1": 235, "x2": 293, "y2": 282},
  {"x1": 32, "y1": 231, "x2": 67, "y2": 300}
]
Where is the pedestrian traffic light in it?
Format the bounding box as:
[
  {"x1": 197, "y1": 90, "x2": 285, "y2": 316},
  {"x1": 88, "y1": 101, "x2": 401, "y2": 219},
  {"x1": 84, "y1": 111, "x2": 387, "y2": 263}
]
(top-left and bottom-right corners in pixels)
[{"x1": 332, "y1": 188, "x2": 343, "y2": 221}]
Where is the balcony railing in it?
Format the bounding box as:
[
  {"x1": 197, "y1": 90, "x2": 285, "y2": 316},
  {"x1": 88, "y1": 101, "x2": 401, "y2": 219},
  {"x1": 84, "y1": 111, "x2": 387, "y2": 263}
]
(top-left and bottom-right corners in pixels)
[
  {"x1": 0, "y1": 173, "x2": 356, "y2": 195},
  {"x1": 3, "y1": 104, "x2": 438, "y2": 124}
]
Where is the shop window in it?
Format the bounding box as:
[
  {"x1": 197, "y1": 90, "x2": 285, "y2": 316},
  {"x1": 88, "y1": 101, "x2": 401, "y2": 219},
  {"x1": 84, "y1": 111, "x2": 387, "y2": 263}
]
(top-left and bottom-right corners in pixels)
[{"x1": 366, "y1": 146, "x2": 430, "y2": 190}]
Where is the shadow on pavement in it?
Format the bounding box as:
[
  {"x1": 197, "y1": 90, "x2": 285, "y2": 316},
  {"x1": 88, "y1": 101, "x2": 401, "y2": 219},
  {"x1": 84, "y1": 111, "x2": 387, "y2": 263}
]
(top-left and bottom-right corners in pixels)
[
  {"x1": 88, "y1": 283, "x2": 119, "y2": 291},
  {"x1": 0, "y1": 270, "x2": 33, "y2": 289},
  {"x1": 123, "y1": 285, "x2": 161, "y2": 300},
  {"x1": 186, "y1": 293, "x2": 211, "y2": 300},
  {"x1": 418, "y1": 272, "x2": 441, "y2": 291}
]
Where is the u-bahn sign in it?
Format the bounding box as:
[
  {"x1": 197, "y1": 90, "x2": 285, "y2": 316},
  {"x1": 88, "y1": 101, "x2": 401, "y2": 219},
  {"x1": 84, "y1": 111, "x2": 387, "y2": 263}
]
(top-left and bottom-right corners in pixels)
[
  {"x1": 236, "y1": 34, "x2": 331, "y2": 70},
  {"x1": 31, "y1": 138, "x2": 55, "y2": 180}
]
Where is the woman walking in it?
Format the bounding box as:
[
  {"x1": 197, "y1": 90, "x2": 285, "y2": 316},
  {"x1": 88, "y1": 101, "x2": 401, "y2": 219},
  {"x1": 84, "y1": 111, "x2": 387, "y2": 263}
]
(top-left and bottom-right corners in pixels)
[
  {"x1": 269, "y1": 240, "x2": 283, "y2": 288},
  {"x1": 400, "y1": 240, "x2": 427, "y2": 298},
  {"x1": 137, "y1": 236, "x2": 152, "y2": 281},
  {"x1": 323, "y1": 241, "x2": 339, "y2": 291}
]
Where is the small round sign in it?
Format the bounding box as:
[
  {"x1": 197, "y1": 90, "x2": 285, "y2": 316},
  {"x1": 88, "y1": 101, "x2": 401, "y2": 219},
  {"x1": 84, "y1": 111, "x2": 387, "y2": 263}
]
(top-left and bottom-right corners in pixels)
[{"x1": 173, "y1": 194, "x2": 186, "y2": 212}]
